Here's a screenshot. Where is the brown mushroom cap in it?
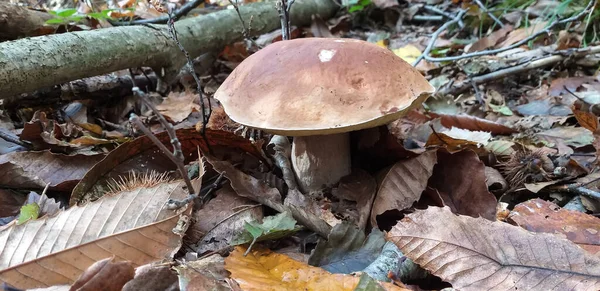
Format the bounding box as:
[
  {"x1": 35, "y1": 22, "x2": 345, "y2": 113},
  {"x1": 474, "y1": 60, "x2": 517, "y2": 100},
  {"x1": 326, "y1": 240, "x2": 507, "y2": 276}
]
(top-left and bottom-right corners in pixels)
[{"x1": 214, "y1": 37, "x2": 435, "y2": 136}]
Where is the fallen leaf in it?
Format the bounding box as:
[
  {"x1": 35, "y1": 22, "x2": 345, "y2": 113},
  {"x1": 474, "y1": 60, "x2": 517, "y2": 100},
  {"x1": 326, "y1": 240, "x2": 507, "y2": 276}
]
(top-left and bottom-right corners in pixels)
[
  {"x1": 123, "y1": 264, "x2": 179, "y2": 291},
  {"x1": 426, "y1": 127, "x2": 491, "y2": 153},
  {"x1": 536, "y1": 126, "x2": 594, "y2": 148},
  {"x1": 467, "y1": 25, "x2": 513, "y2": 52},
  {"x1": 308, "y1": 222, "x2": 385, "y2": 274},
  {"x1": 371, "y1": 151, "x2": 437, "y2": 227},
  {"x1": 70, "y1": 257, "x2": 135, "y2": 291},
  {"x1": 392, "y1": 44, "x2": 422, "y2": 64},
  {"x1": 508, "y1": 198, "x2": 600, "y2": 255},
  {"x1": 388, "y1": 206, "x2": 600, "y2": 290},
  {"x1": 0, "y1": 180, "x2": 191, "y2": 289},
  {"x1": 156, "y1": 91, "x2": 201, "y2": 123},
  {"x1": 225, "y1": 246, "x2": 409, "y2": 291},
  {"x1": 0, "y1": 151, "x2": 104, "y2": 192},
  {"x1": 173, "y1": 254, "x2": 229, "y2": 291},
  {"x1": 428, "y1": 150, "x2": 497, "y2": 220},
  {"x1": 427, "y1": 113, "x2": 517, "y2": 135},
  {"x1": 497, "y1": 21, "x2": 549, "y2": 48},
  {"x1": 331, "y1": 169, "x2": 376, "y2": 230},
  {"x1": 192, "y1": 183, "x2": 263, "y2": 254},
  {"x1": 231, "y1": 211, "x2": 302, "y2": 253},
  {"x1": 549, "y1": 76, "x2": 598, "y2": 97}
]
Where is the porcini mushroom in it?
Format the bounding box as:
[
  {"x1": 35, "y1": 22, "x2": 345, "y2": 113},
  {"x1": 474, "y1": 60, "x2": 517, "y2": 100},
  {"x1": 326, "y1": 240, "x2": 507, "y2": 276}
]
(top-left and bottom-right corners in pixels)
[{"x1": 214, "y1": 38, "x2": 435, "y2": 193}]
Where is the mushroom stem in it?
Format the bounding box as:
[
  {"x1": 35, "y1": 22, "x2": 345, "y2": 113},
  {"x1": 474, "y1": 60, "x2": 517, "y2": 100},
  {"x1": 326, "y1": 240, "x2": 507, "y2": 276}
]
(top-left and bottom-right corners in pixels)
[{"x1": 291, "y1": 133, "x2": 351, "y2": 193}]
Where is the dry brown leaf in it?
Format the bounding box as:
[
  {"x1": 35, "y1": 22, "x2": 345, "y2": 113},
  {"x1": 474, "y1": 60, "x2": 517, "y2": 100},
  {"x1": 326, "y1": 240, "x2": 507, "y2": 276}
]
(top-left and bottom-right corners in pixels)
[
  {"x1": 122, "y1": 263, "x2": 179, "y2": 291},
  {"x1": 497, "y1": 21, "x2": 548, "y2": 48},
  {"x1": 467, "y1": 25, "x2": 514, "y2": 52},
  {"x1": 192, "y1": 183, "x2": 263, "y2": 254},
  {"x1": 156, "y1": 91, "x2": 201, "y2": 123},
  {"x1": 0, "y1": 181, "x2": 191, "y2": 289},
  {"x1": 428, "y1": 150, "x2": 497, "y2": 220},
  {"x1": 549, "y1": 76, "x2": 598, "y2": 97},
  {"x1": 0, "y1": 151, "x2": 104, "y2": 192},
  {"x1": 70, "y1": 257, "x2": 135, "y2": 291},
  {"x1": 225, "y1": 246, "x2": 409, "y2": 291},
  {"x1": 388, "y1": 206, "x2": 600, "y2": 290},
  {"x1": 332, "y1": 169, "x2": 376, "y2": 230},
  {"x1": 426, "y1": 127, "x2": 491, "y2": 153},
  {"x1": 174, "y1": 255, "x2": 229, "y2": 291},
  {"x1": 508, "y1": 198, "x2": 600, "y2": 255},
  {"x1": 427, "y1": 113, "x2": 517, "y2": 135},
  {"x1": 371, "y1": 151, "x2": 437, "y2": 227}
]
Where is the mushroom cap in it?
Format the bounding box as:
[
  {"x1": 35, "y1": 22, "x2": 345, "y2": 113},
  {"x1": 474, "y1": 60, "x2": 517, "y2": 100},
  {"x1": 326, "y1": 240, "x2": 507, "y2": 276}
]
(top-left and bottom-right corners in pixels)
[{"x1": 214, "y1": 37, "x2": 435, "y2": 136}]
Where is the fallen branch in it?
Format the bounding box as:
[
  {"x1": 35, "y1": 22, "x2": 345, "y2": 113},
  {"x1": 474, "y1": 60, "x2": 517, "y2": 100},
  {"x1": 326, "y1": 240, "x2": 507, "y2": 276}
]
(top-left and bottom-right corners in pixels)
[
  {"x1": 422, "y1": 5, "x2": 464, "y2": 28},
  {"x1": 109, "y1": 0, "x2": 204, "y2": 25},
  {"x1": 413, "y1": 9, "x2": 467, "y2": 67},
  {"x1": 473, "y1": 0, "x2": 504, "y2": 28},
  {"x1": 0, "y1": 3, "x2": 52, "y2": 41},
  {"x1": 440, "y1": 45, "x2": 600, "y2": 96},
  {"x1": 0, "y1": 0, "x2": 338, "y2": 97},
  {"x1": 415, "y1": 0, "x2": 596, "y2": 64}
]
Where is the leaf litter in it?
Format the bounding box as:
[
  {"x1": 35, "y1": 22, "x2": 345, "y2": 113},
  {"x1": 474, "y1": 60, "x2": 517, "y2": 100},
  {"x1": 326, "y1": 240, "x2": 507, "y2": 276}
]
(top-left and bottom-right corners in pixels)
[{"x1": 2, "y1": 0, "x2": 600, "y2": 289}]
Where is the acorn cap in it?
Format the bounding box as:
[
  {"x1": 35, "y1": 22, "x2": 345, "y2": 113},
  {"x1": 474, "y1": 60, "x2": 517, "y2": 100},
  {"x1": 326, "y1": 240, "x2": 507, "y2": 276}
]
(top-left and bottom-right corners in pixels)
[{"x1": 214, "y1": 37, "x2": 435, "y2": 136}]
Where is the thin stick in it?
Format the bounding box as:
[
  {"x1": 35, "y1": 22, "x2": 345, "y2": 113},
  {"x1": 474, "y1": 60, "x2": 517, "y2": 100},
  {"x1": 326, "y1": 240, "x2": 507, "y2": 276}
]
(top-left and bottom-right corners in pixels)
[
  {"x1": 440, "y1": 45, "x2": 600, "y2": 95},
  {"x1": 418, "y1": 0, "x2": 597, "y2": 63},
  {"x1": 413, "y1": 9, "x2": 467, "y2": 67},
  {"x1": 276, "y1": 0, "x2": 295, "y2": 40},
  {"x1": 130, "y1": 89, "x2": 196, "y2": 196},
  {"x1": 0, "y1": 129, "x2": 32, "y2": 149},
  {"x1": 165, "y1": 7, "x2": 211, "y2": 130},
  {"x1": 423, "y1": 5, "x2": 465, "y2": 28},
  {"x1": 473, "y1": 0, "x2": 504, "y2": 28},
  {"x1": 228, "y1": 0, "x2": 261, "y2": 48}
]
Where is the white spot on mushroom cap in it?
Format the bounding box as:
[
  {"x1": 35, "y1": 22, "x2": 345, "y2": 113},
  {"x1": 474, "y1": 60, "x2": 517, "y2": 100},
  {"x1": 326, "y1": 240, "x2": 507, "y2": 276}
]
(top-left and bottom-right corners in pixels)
[
  {"x1": 334, "y1": 39, "x2": 345, "y2": 42},
  {"x1": 319, "y1": 49, "x2": 336, "y2": 62}
]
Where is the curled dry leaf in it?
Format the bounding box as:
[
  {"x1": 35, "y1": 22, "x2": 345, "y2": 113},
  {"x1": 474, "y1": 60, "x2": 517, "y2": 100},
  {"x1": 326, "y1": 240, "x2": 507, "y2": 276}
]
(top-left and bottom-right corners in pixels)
[
  {"x1": 508, "y1": 198, "x2": 600, "y2": 255},
  {"x1": 0, "y1": 151, "x2": 104, "y2": 192},
  {"x1": 332, "y1": 169, "x2": 377, "y2": 230},
  {"x1": 225, "y1": 246, "x2": 410, "y2": 291},
  {"x1": 388, "y1": 206, "x2": 600, "y2": 290},
  {"x1": 371, "y1": 151, "x2": 437, "y2": 227},
  {"x1": 427, "y1": 113, "x2": 517, "y2": 135},
  {"x1": 428, "y1": 150, "x2": 497, "y2": 220},
  {"x1": 70, "y1": 257, "x2": 135, "y2": 291},
  {"x1": 122, "y1": 264, "x2": 178, "y2": 291}
]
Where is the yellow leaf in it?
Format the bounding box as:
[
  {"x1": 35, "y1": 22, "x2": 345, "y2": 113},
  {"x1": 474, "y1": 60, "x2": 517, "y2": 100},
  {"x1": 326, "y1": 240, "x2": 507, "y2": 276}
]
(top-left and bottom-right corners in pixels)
[
  {"x1": 376, "y1": 39, "x2": 387, "y2": 48},
  {"x1": 225, "y1": 246, "x2": 409, "y2": 291},
  {"x1": 392, "y1": 45, "x2": 422, "y2": 64}
]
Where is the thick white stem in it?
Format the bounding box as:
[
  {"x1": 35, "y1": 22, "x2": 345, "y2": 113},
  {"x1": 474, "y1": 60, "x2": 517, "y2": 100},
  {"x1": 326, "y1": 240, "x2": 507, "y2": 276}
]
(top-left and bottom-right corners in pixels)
[{"x1": 291, "y1": 133, "x2": 351, "y2": 193}]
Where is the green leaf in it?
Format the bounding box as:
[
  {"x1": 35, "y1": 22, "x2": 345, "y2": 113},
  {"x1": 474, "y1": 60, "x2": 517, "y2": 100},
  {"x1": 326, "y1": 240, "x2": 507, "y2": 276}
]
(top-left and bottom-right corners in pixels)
[
  {"x1": 348, "y1": 4, "x2": 365, "y2": 12},
  {"x1": 489, "y1": 103, "x2": 514, "y2": 116},
  {"x1": 17, "y1": 203, "x2": 40, "y2": 225},
  {"x1": 45, "y1": 18, "x2": 69, "y2": 24},
  {"x1": 87, "y1": 12, "x2": 106, "y2": 20},
  {"x1": 48, "y1": 10, "x2": 59, "y2": 16},
  {"x1": 231, "y1": 211, "x2": 301, "y2": 253},
  {"x1": 57, "y1": 8, "x2": 77, "y2": 17},
  {"x1": 353, "y1": 274, "x2": 386, "y2": 291},
  {"x1": 67, "y1": 15, "x2": 85, "y2": 22}
]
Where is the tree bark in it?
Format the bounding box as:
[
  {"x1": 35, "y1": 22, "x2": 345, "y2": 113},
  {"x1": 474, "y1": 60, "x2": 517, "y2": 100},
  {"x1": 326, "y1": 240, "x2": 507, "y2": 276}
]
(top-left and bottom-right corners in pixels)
[
  {"x1": 0, "y1": 3, "x2": 53, "y2": 41},
  {"x1": 0, "y1": 0, "x2": 338, "y2": 98}
]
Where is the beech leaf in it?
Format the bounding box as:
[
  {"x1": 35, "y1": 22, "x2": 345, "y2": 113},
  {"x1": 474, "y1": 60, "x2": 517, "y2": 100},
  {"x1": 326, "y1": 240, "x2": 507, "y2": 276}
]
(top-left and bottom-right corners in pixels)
[{"x1": 388, "y1": 206, "x2": 600, "y2": 290}]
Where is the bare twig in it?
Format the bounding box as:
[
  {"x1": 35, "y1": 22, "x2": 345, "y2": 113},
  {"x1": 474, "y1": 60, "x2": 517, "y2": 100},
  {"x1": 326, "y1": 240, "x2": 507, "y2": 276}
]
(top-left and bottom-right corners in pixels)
[
  {"x1": 423, "y1": 5, "x2": 465, "y2": 28},
  {"x1": 412, "y1": 15, "x2": 444, "y2": 22},
  {"x1": 228, "y1": 0, "x2": 261, "y2": 48},
  {"x1": 418, "y1": 0, "x2": 597, "y2": 63},
  {"x1": 130, "y1": 89, "x2": 196, "y2": 197},
  {"x1": 473, "y1": 0, "x2": 504, "y2": 28},
  {"x1": 276, "y1": 0, "x2": 295, "y2": 40},
  {"x1": 413, "y1": 9, "x2": 467, "y2": 67},
  {"x1": 165, "y1": 7, "x2": 211, "y2": 131},
  {"x1": 109, "y1": 0, "x2": 206, "y2": 25},
  {"x1": 440, "y1": 45, "x2": 600, "y2": 95},
  {"x1": 0, "y1": 129, "x2": 31, "y2": 149}
]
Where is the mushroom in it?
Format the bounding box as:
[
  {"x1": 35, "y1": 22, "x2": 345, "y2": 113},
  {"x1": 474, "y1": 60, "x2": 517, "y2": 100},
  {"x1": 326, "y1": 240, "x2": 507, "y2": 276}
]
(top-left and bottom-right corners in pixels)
[{"x1": 214, "y1": 38, "x2": 435, "y2": 193}]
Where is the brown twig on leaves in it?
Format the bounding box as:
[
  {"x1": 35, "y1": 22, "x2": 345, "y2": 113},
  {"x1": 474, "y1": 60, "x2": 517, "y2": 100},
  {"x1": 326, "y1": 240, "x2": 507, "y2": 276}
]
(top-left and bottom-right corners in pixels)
[
  {"x1": 130, "y1": 88, "x2": 196, "y2": 197},
  {"x1": 473, "y1": 0, "x2": 504, "y2": 28},
  {"x1": 423, "y1": 5, "x2": 465, "y2": 28},
  {"x1": 416, "y1": 0, "x2": 597, "y2": 64},
  {"x1": 413, "y1": 9, "x2": 467, "y2": 67},
  {"x1": 440, "y1": 45, "x2": 600, "y2": 95}
]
